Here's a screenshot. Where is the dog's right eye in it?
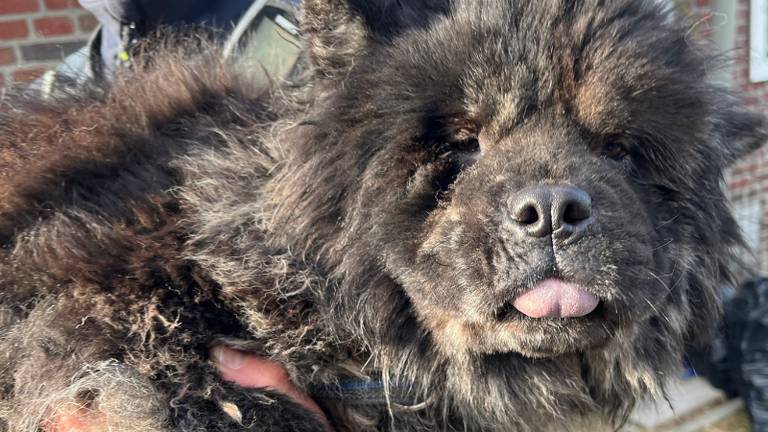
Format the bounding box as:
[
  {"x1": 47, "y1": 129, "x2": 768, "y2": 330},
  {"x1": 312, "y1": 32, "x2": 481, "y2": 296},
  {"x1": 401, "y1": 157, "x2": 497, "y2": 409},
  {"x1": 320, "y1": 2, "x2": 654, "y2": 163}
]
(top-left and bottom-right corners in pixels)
[
  {"x1": 446, "y1": 127, "x2": 481, "y2": 154},
  {"x1": 425, "y1": 115, "x2": 481, "y2": 157},
  {"x1": 451, "y1": 136, "x2": 480, "y2": 153},
  {"x1": 427, "y1": 128, "x2": 480, "y2": 201}
]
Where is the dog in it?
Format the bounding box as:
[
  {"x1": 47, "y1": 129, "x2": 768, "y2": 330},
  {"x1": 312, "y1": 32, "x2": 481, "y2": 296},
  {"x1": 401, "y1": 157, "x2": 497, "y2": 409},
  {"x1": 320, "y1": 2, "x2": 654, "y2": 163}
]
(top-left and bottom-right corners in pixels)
[{"x1": 0, "y1": 0, "x2": 766, "y2": 431}]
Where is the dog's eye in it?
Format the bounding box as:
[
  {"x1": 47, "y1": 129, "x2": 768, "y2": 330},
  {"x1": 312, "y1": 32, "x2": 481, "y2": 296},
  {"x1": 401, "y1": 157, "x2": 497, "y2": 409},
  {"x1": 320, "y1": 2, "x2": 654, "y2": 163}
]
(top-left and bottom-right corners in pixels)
[
  {"x1": 602, "y1": 137, "x2": 630, "y2": 161},
  {"x1": 452, "y1": 137, "x2": 480, "y2": 153},
  {"x1": 449, "y1": 129, "x2": 480, "y2": 153}
]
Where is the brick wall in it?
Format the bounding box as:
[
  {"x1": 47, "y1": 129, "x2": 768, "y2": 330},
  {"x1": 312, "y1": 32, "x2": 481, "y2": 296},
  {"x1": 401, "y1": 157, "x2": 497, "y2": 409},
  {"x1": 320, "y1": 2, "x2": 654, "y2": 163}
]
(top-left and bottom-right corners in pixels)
[
  {"x1": 676, "y1": 0, "x2": 768, "y2": 272},
  {"x1": 675, "y1": 0, "x2": 768, "y2": 109},
  {"x1": 725, "y1": 0, "x2": 768, "y2": 272},
  {"x1": 0, "y1": 0, "x2": 95, "y2": 86}
]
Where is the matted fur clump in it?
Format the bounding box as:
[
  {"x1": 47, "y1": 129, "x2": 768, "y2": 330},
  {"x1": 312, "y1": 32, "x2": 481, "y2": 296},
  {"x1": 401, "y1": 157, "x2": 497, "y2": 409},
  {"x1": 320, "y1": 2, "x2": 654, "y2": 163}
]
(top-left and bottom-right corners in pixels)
[{"x1": 0, "y1": 1, "x2": 766, "y2": 431}]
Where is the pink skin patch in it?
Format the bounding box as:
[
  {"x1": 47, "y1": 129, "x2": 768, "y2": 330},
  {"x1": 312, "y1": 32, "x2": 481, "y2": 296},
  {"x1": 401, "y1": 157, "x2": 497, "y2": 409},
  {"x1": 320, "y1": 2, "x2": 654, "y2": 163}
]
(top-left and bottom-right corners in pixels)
[{"x1": 512, "y1": 278, "x2": 600, "y2": 318}]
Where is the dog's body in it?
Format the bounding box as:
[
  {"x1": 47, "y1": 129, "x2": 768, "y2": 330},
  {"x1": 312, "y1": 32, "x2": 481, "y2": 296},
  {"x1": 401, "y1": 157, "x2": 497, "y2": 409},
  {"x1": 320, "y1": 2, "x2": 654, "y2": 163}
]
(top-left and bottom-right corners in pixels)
[{"x1": 0, "y1": 1, "x2": 766, "y2": 431}]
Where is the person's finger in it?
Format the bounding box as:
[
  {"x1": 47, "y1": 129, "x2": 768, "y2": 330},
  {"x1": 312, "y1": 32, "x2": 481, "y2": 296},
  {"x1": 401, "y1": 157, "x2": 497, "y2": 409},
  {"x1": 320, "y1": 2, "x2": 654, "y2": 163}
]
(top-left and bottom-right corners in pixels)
[
  {"x1": 211, "y1": 346, "x2": 332, "y2": 431},
  {"x1": 42, "y1": 405, "x2": 106, "y2": 432}
]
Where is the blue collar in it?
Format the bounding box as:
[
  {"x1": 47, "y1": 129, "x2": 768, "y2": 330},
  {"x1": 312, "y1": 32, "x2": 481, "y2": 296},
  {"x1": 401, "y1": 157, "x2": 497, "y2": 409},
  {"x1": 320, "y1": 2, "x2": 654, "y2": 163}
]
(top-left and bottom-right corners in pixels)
[{"x1": 310, "y1": 379, "x2": 419, "y2": 407}]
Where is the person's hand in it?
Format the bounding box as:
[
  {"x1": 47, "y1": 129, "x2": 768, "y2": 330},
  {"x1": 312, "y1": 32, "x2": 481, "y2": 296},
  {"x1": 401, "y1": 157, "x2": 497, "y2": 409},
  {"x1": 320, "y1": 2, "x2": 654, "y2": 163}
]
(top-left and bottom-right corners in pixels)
[
  {"x1": 44, "y1": 346, "x2": 332, "y2": 431},
  {"x1": 210, "y1": 346, "x2": 333, "y2": 431},
  {"x1": 43, "y1": 406, "x2": 105, "y2": 432}
]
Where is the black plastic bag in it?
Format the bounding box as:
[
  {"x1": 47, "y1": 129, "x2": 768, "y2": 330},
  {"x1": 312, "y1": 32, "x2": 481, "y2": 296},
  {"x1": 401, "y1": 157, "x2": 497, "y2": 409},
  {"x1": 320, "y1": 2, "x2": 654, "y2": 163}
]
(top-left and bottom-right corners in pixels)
[
  {"x1": 740, "y1": 277, "x2": 768, "y2": 430},
  {"x1": 690, "y1": 277, "x2": 768, "y2": 430}
]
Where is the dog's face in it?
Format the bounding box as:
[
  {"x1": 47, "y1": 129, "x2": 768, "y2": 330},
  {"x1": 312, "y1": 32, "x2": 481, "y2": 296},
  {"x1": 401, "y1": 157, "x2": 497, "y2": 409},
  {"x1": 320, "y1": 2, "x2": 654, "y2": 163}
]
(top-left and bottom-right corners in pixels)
[
  {"x1": 287, "y1": 0, "x2": 767, "y2": 426},
  {"x1": 360, "y1": 2, "x2": 715, "y2": 360}
]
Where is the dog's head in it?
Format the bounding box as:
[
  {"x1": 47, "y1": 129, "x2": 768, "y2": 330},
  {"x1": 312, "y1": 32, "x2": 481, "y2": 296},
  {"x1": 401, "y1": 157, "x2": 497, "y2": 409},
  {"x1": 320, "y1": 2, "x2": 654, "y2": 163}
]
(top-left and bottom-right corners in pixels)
[{"x1": 275, "y1": 0, "x2": 767, "y2": 427}]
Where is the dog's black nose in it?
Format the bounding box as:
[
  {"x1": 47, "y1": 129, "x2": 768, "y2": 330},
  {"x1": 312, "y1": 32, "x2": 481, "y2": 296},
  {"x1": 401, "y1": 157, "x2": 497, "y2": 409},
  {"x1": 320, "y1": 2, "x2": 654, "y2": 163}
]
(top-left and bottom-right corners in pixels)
[{"x1": 510, "y1": 185, "x2": 593, "y2": 239}]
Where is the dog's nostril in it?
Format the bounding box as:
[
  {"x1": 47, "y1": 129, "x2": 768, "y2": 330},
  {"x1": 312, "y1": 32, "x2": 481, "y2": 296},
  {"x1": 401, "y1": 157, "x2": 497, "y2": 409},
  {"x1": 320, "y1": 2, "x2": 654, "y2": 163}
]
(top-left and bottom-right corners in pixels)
[
  {"x1": 514, "y1": 205, "x2": 539, "y2": 225},
  {"x1": 562, "y1": 201, "x2": 591, "y2": 224},
  {"x1": 556, "y1": 187, "x2": 592, "y2": 228}
]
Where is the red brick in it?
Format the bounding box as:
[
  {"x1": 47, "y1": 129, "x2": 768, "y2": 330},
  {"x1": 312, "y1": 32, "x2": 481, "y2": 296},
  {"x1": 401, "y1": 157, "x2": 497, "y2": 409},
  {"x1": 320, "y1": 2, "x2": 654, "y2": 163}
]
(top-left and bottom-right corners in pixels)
[
  {"x1": 0, "y1": 48, "x2": 16, "y2": 65},
  {"x1": 730, "y1": 178, "x2": 751, "y2": 190},
  {"x1": 12, "y1": 66, "x2": 48, "y2": 83},
  {"x1": 34, "y1": 16, "x2": 74, "y2": 37},
  {"x1": 732, "y1": 163, "x2": 758, "y2": 176},
  {"x1": 0, "y1": 20, "x2": 29, "y2": 40},
  {"x1": 0, "y1": 0, "x2": 39, "y2": 15},
  {"x1": 44, "y1": 0, "x2": 81, "y2": 9},
  {"x1": 77, "y1": 14, "x2": 97, "y2": 32},
  {"x1": 739, "y1": 9, "x2": 749, "y2": 21}
]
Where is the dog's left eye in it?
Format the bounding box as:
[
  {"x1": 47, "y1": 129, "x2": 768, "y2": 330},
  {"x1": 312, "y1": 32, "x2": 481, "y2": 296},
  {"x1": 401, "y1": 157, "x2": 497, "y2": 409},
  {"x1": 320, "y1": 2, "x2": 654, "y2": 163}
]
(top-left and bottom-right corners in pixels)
[{"x1": 602, "y1": 137, "x2": 630, "y2": 161}]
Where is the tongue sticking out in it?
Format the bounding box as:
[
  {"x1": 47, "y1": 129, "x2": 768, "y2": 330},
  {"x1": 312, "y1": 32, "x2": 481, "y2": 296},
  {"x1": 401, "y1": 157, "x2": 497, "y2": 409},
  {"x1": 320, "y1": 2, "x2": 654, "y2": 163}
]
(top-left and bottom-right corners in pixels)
[{"x1": 512, "y1": 279, "x2": 600, "y2": 319}]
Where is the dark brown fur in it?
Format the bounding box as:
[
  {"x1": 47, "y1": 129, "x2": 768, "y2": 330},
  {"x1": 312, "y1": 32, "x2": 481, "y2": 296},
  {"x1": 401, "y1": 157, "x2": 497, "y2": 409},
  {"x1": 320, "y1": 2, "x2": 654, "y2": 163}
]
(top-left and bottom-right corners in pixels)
[{"x1": 1, "y1": 1, "x2": 767, "y2": 431}]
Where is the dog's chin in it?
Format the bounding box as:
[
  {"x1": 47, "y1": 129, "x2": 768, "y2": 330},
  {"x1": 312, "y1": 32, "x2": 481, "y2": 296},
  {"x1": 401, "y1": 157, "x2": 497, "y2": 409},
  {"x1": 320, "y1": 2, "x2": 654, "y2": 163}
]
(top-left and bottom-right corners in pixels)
[{"x1": 460, "y1": 312, "x2": 614, "y2": 359}]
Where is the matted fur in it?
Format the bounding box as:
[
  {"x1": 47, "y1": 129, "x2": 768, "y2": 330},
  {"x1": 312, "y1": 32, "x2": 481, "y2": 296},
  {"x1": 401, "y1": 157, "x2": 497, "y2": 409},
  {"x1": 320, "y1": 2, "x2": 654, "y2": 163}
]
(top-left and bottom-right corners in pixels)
[{"x1": 1, "y1": 1, "x2": 767, "y2": 431}]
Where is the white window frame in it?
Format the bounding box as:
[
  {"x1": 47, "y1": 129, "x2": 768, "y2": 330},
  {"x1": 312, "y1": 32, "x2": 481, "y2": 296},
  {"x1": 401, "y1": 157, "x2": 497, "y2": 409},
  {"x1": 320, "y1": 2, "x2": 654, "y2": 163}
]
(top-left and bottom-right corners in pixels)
[
  {"x1": 751, "y1": 0, "x2": 768, "y2": 82},
  {"x1": 732, "y1": 199, "x2": 762, "y2": 255}
]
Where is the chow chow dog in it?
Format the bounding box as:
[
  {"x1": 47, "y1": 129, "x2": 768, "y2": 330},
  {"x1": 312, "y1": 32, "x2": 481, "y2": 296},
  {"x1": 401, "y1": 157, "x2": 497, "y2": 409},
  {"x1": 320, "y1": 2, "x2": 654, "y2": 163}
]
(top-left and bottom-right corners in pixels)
[{"x1": 0, "y1": 0, "x2": 765, "y2": 431}]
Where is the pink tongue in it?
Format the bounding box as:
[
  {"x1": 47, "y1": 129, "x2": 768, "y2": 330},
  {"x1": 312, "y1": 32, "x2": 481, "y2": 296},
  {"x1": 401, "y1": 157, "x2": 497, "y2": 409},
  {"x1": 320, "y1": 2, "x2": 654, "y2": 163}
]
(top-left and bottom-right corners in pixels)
[{"x1": 512, "y1": 279, "x2": 599, "y2": 318}]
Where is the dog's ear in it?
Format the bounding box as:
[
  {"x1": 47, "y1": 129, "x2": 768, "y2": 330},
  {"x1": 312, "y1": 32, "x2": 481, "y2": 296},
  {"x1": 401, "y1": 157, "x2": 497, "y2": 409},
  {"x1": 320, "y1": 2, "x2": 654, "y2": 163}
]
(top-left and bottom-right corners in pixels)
[
  {"x1": 301, "y1": 0, "x2": 449, "y2": 78},
  {"x1": 716, "y1": 108, "x2": 767, "y2": 163}
]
